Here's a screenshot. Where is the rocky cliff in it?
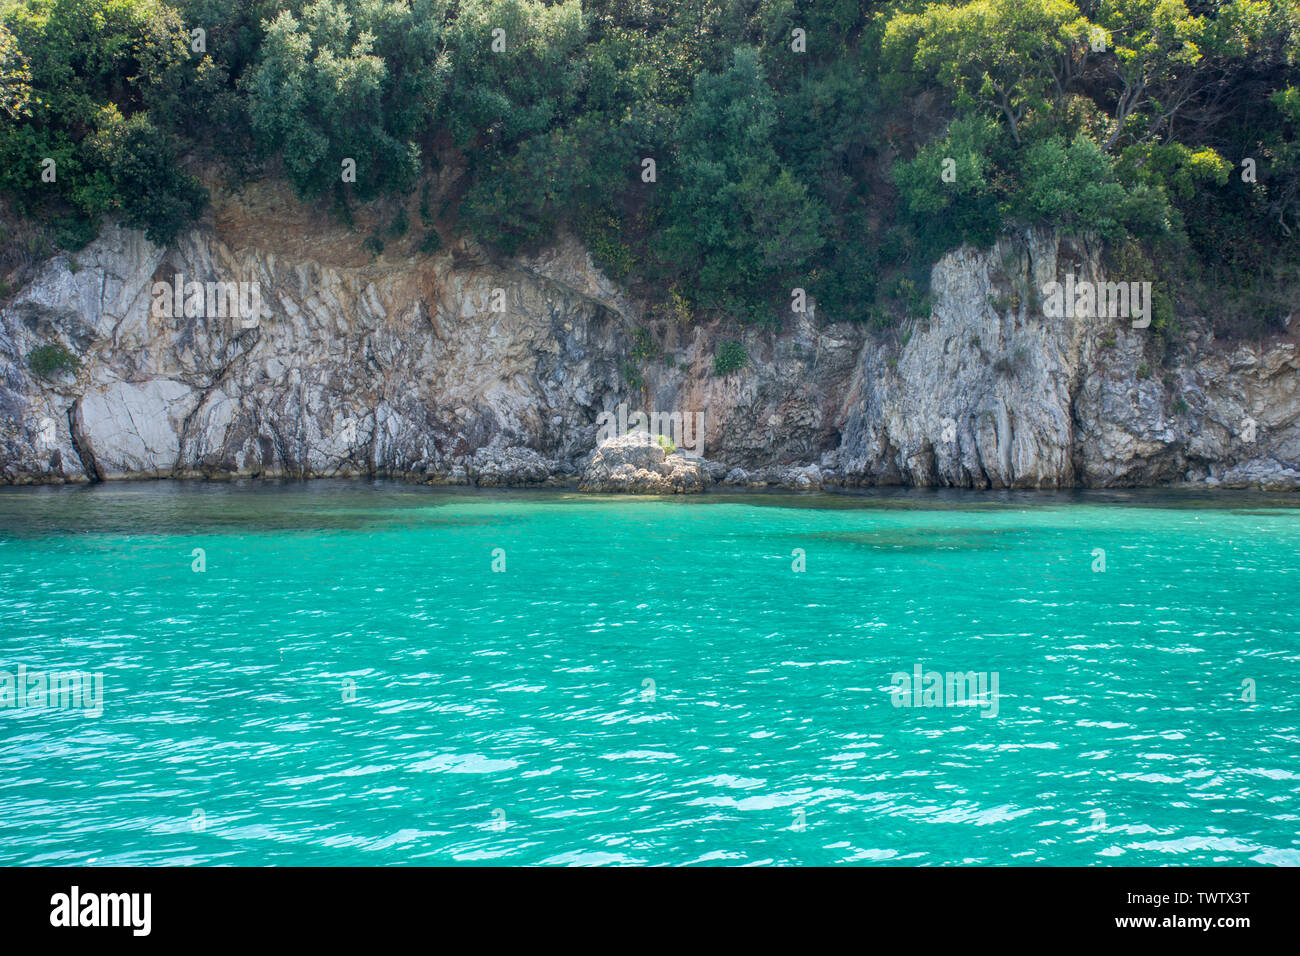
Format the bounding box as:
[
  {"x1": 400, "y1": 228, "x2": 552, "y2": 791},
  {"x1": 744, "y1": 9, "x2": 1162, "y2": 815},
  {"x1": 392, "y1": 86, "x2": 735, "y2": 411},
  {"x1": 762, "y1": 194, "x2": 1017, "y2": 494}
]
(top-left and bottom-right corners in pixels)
[{"x1": 2, "y1": 182, "x2": 1297, "y2": 491}]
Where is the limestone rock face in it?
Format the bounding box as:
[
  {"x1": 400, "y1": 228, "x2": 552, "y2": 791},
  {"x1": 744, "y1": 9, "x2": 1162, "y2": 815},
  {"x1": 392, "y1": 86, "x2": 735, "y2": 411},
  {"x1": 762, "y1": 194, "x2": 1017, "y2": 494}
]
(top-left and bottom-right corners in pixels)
[
  {"x1": 1, "y1": 183, "x2": 1296, "y2": 492},
  {"x1": 74, "y1": 379, "x2": 197, "y2": 478},
  {"x1": 1073, "y1": 334, "x2": 1300, "y2": 487},
  {"x1": 834, "y1": 228, "x2": 1298, "y2": 490},
  {"x1": 1, "y1": 189, "x2": 632, "y2": 486},
  {"x1": 837, "y1": 230, "x2": 1100, "y2": 488},
  {"x1": 579, "y1": 432, "x2": 707, "y2": 494}
]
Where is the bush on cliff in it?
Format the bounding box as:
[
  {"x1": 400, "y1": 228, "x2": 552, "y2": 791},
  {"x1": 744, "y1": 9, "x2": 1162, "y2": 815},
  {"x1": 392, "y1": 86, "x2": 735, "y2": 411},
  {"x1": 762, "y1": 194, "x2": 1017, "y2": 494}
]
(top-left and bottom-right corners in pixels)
[{"x1": 27, "y1": 342, "x2": 78, "y2": 377}]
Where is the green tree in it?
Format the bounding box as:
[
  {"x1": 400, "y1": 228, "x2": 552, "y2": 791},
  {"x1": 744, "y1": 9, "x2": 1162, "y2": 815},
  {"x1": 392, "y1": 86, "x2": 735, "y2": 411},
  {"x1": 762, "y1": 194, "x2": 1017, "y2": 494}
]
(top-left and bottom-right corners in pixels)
[
  {"x1": 443, "y1": 0, "x2": 585, "y2": 148},
  {"x1": 1093, "y1": 0, "x2": 1207, "y2": 150},
  {"x1": 893, "y1": 114, "x2": 1006, "y2": 253},
  {"x1": 0, "y1": 0, "x2": 207, "y2": 244},
  {"x1": 660, "y1": 46, "x2": 825, "y2": 319},
  {"x1": 883, "y1": 0, "x2": 1090, "y2": 144},
  {"x1": 1015, "y1": 134, "x2": 1172, "y2": 241},
  {"x1": 243, "y1": 0, "x2": 450, "y2": 200},
  {"x1": 0, "y1": 22, "x2": 31, "y2": 119},
  {"x1": 90, "y1": 108, "x2": 206, "y2": 243}
]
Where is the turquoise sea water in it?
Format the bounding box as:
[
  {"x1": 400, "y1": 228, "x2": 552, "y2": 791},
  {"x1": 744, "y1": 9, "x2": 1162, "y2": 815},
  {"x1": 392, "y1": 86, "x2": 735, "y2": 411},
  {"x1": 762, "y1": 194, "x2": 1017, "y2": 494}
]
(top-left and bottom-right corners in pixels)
[{"x1": 0, "y1": 480, "x2": 1297, "y2": 866}]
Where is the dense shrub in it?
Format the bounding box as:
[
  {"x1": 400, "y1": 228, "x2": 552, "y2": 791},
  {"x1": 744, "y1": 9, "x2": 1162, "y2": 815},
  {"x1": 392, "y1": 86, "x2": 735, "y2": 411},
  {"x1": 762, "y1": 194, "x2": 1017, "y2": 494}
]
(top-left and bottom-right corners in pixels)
[
  {"x1": 0, "y1": 0, "x2": 207, "y2": 245},
  {"x1": 713, "y1": 340, "x2": 747, "y2": 376}
]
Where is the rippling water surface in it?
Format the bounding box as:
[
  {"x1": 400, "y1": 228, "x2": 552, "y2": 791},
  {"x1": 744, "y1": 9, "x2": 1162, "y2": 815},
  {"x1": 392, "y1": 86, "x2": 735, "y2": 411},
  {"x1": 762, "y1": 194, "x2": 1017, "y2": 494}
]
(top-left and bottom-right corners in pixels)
[{"x1": 1, "y1": 480, "x2": 1297, "y2": 866}]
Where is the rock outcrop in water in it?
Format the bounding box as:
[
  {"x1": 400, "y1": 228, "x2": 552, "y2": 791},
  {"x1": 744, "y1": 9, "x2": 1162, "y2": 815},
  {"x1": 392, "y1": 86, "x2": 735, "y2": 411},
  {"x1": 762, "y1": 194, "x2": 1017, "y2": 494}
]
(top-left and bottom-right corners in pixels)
[
  {"x1": 1, "y1": 181, "x2": 1296, "y2": 490},
  {"x1": 580, "y1": 432, "x2": 707, "y2": 494}
]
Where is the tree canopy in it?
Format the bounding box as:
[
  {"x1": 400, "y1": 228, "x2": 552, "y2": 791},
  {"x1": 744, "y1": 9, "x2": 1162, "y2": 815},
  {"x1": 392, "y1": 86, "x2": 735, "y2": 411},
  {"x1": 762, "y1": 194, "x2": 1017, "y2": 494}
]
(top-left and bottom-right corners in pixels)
[{"x1": 1, "y1": 0, "x2": 1297, "y2": 338}]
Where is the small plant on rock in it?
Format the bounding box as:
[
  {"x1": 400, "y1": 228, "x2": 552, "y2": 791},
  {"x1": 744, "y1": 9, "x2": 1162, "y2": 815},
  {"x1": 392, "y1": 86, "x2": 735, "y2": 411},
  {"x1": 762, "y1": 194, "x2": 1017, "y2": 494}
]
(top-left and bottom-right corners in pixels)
[
  {"x1": 27, "y1": 344, "x2": 79, "y2": 378},
  {"x1": 713, "y1": 340, "x2": 747, "y2": 376}
]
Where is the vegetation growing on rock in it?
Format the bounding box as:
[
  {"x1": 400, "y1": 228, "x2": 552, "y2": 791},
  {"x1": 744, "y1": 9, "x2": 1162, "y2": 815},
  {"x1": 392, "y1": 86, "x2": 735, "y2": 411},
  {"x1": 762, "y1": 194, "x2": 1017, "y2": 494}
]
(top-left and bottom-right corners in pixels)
[
  {"x1": 26, "y1": 341, "x2": 77, "y2": 377},
  {"x1": 713, "y1": 339, "x2": 747, "y2": 376}
]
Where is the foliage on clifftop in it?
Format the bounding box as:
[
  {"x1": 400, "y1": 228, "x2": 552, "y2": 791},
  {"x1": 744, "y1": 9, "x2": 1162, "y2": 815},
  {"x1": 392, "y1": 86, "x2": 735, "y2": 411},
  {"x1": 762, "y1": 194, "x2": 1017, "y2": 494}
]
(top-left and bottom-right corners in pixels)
[{"x1": 1, "y1": 0, "x2": 1298, "y2": 339}]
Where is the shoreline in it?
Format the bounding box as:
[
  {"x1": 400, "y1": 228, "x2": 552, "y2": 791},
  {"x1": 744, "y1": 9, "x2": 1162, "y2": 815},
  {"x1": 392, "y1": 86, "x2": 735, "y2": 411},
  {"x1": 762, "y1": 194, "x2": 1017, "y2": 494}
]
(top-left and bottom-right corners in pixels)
[{"x1": 3, "y1": 473, "x2": 1298, "y2": 510}]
